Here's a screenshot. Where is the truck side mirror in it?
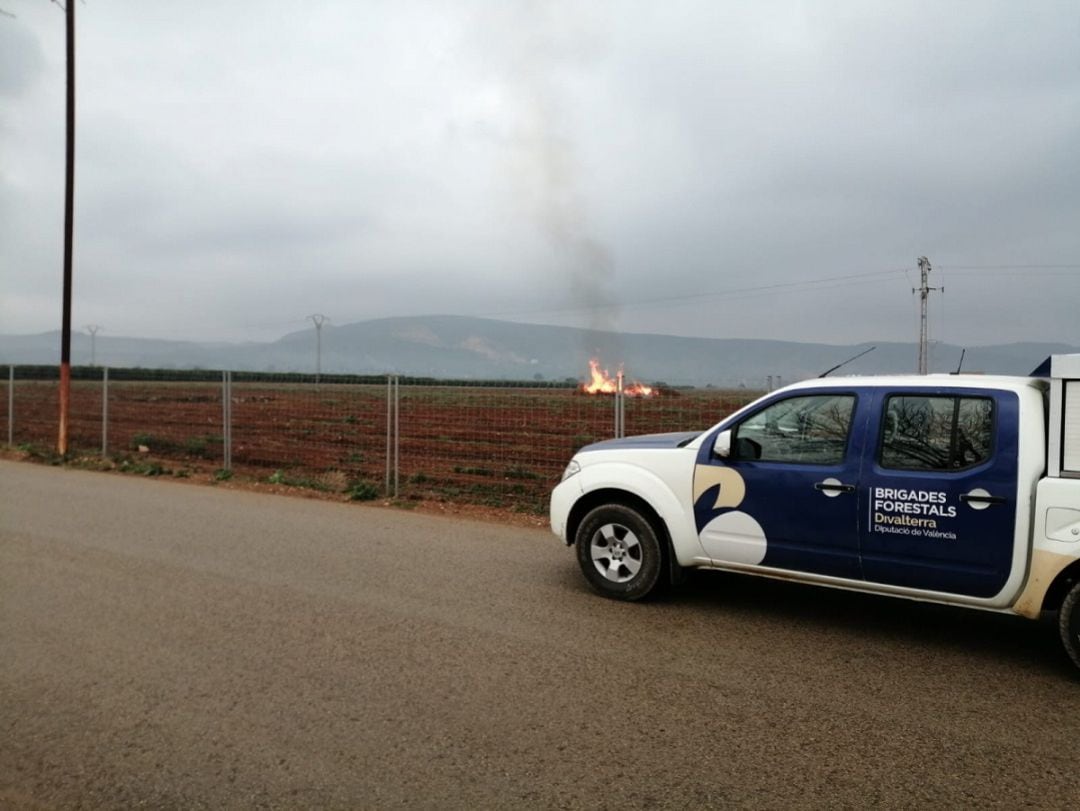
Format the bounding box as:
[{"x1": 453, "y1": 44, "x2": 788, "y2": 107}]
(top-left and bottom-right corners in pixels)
[{"x1": 713, "y1": 429, "x2": 732, "y2": 458}]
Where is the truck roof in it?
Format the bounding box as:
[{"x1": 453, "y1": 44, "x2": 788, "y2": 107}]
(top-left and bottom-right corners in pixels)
[{"x1": 781, "y1": 373, "x2": 1049, "y2": 395}]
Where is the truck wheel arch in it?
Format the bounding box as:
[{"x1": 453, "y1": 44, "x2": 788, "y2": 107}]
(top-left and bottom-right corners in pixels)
[
  {"x1": 566, "y1": 489, "x2": 683, "y2": 585},
  {"x1": 1041, "y1": 560, "x2": 1080, "y2": 614}
]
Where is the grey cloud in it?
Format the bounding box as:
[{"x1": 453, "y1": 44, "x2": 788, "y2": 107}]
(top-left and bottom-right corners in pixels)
[
  {"x1": 1, "y1": 0, "x2": 1078, "y2": 349},
  {"x1": 0, "y1": 20, "x2": 45, "y2": 99}
]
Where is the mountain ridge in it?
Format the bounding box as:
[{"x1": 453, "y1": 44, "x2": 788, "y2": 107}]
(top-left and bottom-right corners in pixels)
[{"x1": 2, "y1": 315, "x2": 1074, "y2": 386}]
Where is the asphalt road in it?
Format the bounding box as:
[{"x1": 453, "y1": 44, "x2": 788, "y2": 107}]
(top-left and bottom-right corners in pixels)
[{"x1": 2, "y1": 459, "x2": 1079, "y2": 809}]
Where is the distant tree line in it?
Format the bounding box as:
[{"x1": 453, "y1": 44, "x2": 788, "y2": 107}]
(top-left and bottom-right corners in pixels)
[{"x1": 6, "y1": 365, "x2": 582, "y2": 389}]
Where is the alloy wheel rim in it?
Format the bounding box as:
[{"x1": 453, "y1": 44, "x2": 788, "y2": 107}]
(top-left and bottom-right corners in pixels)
[{"x1": 590, "y1": 522, "x2": 643, "y2": 583}]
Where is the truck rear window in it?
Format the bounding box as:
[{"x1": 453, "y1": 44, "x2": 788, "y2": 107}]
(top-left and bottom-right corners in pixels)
[{"x1": 879, "y1": 395, "x2": 993, "y2": 471}]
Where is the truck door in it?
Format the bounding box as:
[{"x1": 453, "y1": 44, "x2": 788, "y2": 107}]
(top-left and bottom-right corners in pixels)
[
  {"x1": 859, "y1": 389, "x2": 1019, "y2": 598},
  {"x1": 693, "y1": 390, "x2": 868, "y2": 580}
]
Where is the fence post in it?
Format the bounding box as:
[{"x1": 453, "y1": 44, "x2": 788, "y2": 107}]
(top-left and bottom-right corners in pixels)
[
  {"x1": 385, "y1": 375, "x2": 392, "y2": 496},
  {"x1": 222, "y1": 371, "x2": 233, "y2": 471},
  {"x1": 394, "y1": 376, "x2": 400, "y2": 498},
  {"x1": 101, "y1": 367, "x2": 109, "y2": 457},
  {"x1": 7, "y1": 366, "x2": 13, "y2": 446},
  {"x1": 228, "y1": 371, "x2": 234, "y2": 470},
  {"x1": 615, "y1": 371, "x2": 625, "y2": 439}
]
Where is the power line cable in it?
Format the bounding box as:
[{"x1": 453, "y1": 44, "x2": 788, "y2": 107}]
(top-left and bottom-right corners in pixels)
[
  {"x1": 940, "y1": 264, "x2": 1080, "y2": 271},
  {"x1": 480, "y1": 268, "x2": 909, "y2": 320}
]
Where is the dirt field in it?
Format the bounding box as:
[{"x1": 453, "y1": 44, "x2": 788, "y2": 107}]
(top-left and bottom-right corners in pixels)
[{"x1": 3, "y1": 377, "x2": 757, "y2": 513}]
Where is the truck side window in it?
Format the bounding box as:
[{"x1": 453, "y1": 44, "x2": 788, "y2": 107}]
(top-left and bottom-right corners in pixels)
[
  {"x1": 880, "y1": 395, "x2": 993, "y2": 471},
  {"x1": 734, "y1": 394, "x2": 855, "y2": 465}
]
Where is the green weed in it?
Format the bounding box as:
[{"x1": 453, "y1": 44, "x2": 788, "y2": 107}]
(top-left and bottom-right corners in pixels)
[
  {"x1": 504, "y1": 466, "x2": 540, "y2": 480},
  {"x1": 347, "y1": 481, "x2": 380, "y2": 501},
  {"x1": 453, "y1": 466, "x2": 494, "y2": 477}
]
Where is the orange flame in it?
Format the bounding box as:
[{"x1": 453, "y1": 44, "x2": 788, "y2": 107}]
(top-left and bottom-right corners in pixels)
[{"x1": 582, "y1": 359, "x2": 655, "y2": 397}]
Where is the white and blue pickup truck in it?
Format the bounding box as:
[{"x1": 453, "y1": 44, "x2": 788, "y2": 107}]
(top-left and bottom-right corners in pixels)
[{"x1": 551, "y1": 354, "x2": 1080, "y2": 671}]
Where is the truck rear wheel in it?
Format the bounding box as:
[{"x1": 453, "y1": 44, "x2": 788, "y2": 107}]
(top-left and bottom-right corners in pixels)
[
  {"x1": 575, "y1": 503, "x2": 663, "y2": 601},
  {"x1": 1059, "y1": 581, "x2": 1080, "y2": 673}
]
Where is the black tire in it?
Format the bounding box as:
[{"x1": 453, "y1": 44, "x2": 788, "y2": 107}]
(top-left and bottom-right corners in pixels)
[
  {"x1": 1059, "y1": 581, "x2": 1080, "y2": 673},
  {"x1": 575, "y1": 503, "x2": 663, "y2": 601}
]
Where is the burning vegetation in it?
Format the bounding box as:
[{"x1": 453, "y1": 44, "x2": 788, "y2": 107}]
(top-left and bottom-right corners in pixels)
[{"x1": 581, "y1": 359, "x2": 656, "y2": 397}]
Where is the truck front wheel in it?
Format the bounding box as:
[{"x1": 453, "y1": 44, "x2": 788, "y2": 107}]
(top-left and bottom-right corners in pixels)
[
  {"x1": 575, "y1": 503, "x2": 663, "y2": 601},
  {"x1": 1059, "y1": 581, "x2": 1080, "y2": 673}
]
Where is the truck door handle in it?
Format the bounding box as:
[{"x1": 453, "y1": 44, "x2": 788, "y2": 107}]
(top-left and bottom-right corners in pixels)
[
  {"x1": 814, "y1": 481, "x2": 855, "y2": 493},
  {"x1": 959, "y1": 492, "x2": 1006, "y2": 506}
]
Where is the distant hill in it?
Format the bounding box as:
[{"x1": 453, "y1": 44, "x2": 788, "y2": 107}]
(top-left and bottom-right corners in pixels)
[{"x1": 2, "y1": 315, "x2": 1075, "y2": 387}]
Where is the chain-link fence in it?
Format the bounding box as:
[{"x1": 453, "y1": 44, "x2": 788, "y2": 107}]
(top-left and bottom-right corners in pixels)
[{"x1": 3, "y1": 366, "x2": 760, "y2": 513}]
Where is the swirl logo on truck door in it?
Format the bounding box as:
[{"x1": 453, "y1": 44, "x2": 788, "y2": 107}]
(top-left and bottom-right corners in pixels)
[{"x1": 693, "y1": 464, "x2": 768, "y2": 565}]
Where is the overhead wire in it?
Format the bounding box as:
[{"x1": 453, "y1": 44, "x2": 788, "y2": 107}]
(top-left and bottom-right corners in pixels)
[
  {"x1": 479, "y1": 268, "x2": 910, "y2": 320},
  {"x1": 939, "y1": 264, "x2": 1080, "y2": 272},
  {"x1": 476, "y1": 262, "x2": 1079, "y2": 322},
  {"x1": 234, "y1": 263, "x2": 1078, "y2": 331}
]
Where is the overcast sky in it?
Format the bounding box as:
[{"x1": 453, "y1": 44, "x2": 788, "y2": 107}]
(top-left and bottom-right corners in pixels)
[{"x1": 1, "y1": 0, "x2": 1078, "y2": 347}]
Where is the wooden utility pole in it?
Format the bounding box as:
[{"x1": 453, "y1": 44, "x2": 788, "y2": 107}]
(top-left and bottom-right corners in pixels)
[{"x1": 58, "y1": 0, "x2": 76, "y2": 454}]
